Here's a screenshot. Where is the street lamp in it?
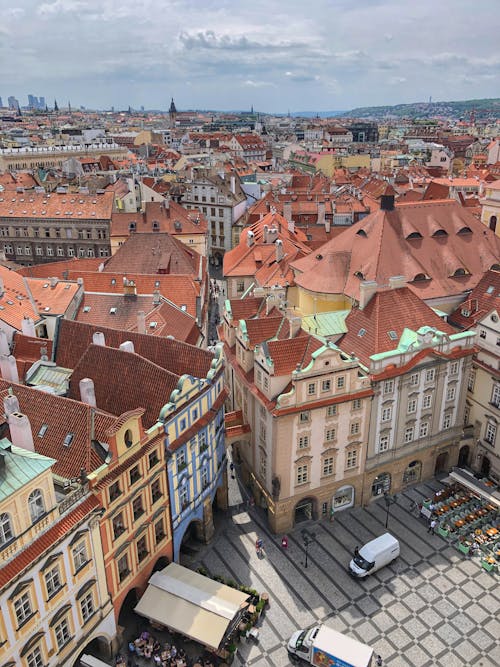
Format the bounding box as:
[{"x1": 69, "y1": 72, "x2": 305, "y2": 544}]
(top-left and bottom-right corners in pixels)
[
  {"x1": 301, "y1": 529, "x2": 316, "y2": 568},
  {"x1": 383, "y1": 492, "x2": 398, "y2": 529}
]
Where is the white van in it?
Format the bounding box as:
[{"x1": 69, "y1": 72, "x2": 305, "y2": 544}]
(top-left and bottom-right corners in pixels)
[{"x1": 349, "y1": 533, "x2": 399, "y2": 578}]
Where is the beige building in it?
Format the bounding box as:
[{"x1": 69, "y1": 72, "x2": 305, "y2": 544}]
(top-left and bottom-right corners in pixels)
[
  {"x1": 0, "y1": 417, "x2": 115, "y2": 667},
  {"x1": 0, "y1": 143, "x2": 128, "y2": 171},
  {"x1": 222, "y1": 298, "x2": 372, "y2": 533},
  {"x1": 480, "y1": 179, "x2": 500, "y2": 236}
]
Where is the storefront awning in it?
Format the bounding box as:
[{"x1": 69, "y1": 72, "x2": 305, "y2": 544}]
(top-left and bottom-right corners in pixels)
[
  {"x1": 449, "y1": 467, "x2": 500, "y2": 508},
  {"x1": 134, "y1": 562, "x2": 249, "y2": 650}
]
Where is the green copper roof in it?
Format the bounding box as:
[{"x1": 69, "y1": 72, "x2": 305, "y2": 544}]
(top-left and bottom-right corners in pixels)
[
  {"x1": 301, "y1": 310, "x2": 350, "y2": 339},
  {"x1": 0, "y1": 438, "x2": 56, "y2": 502}
]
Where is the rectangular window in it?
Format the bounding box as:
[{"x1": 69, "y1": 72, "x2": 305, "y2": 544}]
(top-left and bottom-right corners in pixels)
[
  {"x1": 176, "y1": 449, "x2": 186, "y2": 470},
  {"x1": 132, "y1": 495, "x2": 144, "y2": 521},
  {"x1": 118, "y1": 554, "x2": 129, "y2": 582},
  {"x1": 383, "y1": 379, "x2": 394, "y2": 394},
  {"x1": 485, "y1": 422, "x2": 497, "y2": 445},
  {"x1": 307, "y1": 382, "x2": 316, "y2": 396},
  {"x1": 321, "y1": 379, "x2": 331, "y2": 392},
  {"x1": 336, "y1": 376, "x2": 345, "y2": 389},
  {"x1": 350, "y1": 422, "x2": 360, "y2": 435},
  {"x1": 346, "y1": 450, "x2": 358, "y2": 469},
  {"x1": 201, "y1": 466, "x2": 209, "y2": 488},
  {"x1": 151, "y1": 479, "x2": 162, "y2": 504},
  {"x1": 155, "y1": 518, "x2": 166, "y2": 544},
  {"x1": 326, "y1": 405, "x2": 337, "y2": 417},
  {"x1": 180, "y1": 485, "x2": 188, "y2": 509},
  {"x1": 382, "y1": 407, "x2": 392, "y2": 422},
  {"x1": 80, "y1": 591, "x2": 94, "y2": 623},
  {"x1": 27, "y1": 647, "x2": 43, "y2": 667},
  {"x1": 325, "y1": 428, "x2": 336, "y2": 442},
  {"x1": 129, "y1": 465, "x2": 141, "y2": 485},
  {"x1": 404, "y1": 426, "x2": 414, "y2": 443},
  {"x1": 446, "y1": 385, "x2": 456, "y2": 401},
  {"x1": 419, "y1": 422, "x2": 429, "y2": 438},
  {"x1": 450, "y1": 361, "x2": 459, "y2": 375},
  {"x1": 112, "y1": 512, "x2": 126, "y2": 540},
  {"x1": 443, "y1": 414, "x2": 452, "y2": 429},
  {"x1": 109, "y1": 481, "x2": 121, "y2": 502},
  {"x1": 379, "y1": 435, "x2": 389, "y2": 452},
  {"x1": 322, "y1": 457, "x2": 334, "y2": 476},
  {"x1": 137, "y1": 536, "x2": 148, "y2": 562},
  {"x1": 298, "y1": 435, "x2": 309, "y2": 449},
  {"x1": 468, "y1": 371, "x2": 475, "y2": 391},
  {"x1": 407, "y1": 398, "x2": 417, "y2": 414},
  {"x1": 45, "y1": 564, "x2": 62, "y2": 598},
  {"x1": 148, "y1": 450, "x2": 159, "y2": 469},
  {"x1": 296, "y1": 465, "x2": 309, "y2": 485},
  {"x1": 422, "y1": 394, "x2": 432, "y2": 409},
  {"x1": 236, "y1": 280, "x2": 245, "y2": 293},
  {"x1": 425, "y1": 368, "x2": 435, "y2": 383},
  {"x1": 492, "y1": 384, "x2": 500, "y2": 408},
  {"x1": 259, "y1": 453, "x2": 267, "y2": 478},
  {"x1": 410, "y1": 372, "x2": 419, "y2": 386},
  {"x1": 73, "y1": 541, "x2": 88, "y2": 571},
  {"x1": 299, "y1": 411, "x2": 310, "y2": 423},
  {"x1": 14, "y1": 591, "x2": 32, "y2": 626},
  {"x1": 352, "y1": 398, "x2": 362, "y2": 410},
  {"x1": 55, "y1": 617, "x2": 71, "y2": 649}
]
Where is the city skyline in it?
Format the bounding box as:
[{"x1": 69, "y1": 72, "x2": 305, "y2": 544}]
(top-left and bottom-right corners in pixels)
[{"x1": 1, "y1": 0, "x2": 499, "y2": 113}]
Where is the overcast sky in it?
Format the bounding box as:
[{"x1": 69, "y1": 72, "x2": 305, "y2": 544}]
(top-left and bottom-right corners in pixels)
[{"x1": 1, "y1": 0, "x2": 498, "y2": 113}]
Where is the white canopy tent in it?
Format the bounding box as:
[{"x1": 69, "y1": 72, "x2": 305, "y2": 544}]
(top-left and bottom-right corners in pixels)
[
  {"x1": 134, "y1": 563, "x2": 250, "y2": 650},
  {"x1": 449, "y1": 467, "x2": 500, "y2": 508}
]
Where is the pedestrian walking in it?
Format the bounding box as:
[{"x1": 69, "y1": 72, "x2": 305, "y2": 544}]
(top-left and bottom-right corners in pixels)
[
  {"x1": 281, "y1": 535, "x2": 288, "y2": 549},
  {"x1": 230, "y1": 462, "x2": 235, "y2": 479},
  {"x1": 428, "y1": 518, "x2": 437, "y2": 534},
  {"x1": 329, "y1": 507, "x2": 335, "y2": 523},
  {"x1": 256, "y1": 537, "x2": 264, "y2": 557}
]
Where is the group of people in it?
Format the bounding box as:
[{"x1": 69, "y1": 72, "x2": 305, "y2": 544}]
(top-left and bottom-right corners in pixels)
[{"x1": 124, "y1": 632, "x2": 189, "y2": 666}]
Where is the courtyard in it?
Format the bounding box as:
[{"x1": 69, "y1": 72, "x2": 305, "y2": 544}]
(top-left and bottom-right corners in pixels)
[{"x1": 179, "y1": 473, "x2": 500, "y2": 667}]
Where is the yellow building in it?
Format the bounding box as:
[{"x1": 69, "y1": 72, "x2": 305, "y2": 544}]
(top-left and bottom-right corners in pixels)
[
  {"x1": 480, "y1": 179, "x2": 500, "y2": 236},
  {"x1": 0, "y1": 430, "x2": 116, "y2": 667}
]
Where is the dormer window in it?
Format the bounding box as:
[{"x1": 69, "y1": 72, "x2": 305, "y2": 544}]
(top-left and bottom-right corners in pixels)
[
  {"x1": 356, "y1": 229, "x2": 367, "y2": 237},
  {"x1": 129, "y1": 222, "x2": 136, "y2": 232},
  {"x1": 457, "y1": 226, "x2": 472, "y2": 235},
  {"x1": 38, "y1": 424, "x2": 48, "y2": 438},
  {"x1": 109, "y1": 307, "x2": 117, "y2": 314},
  {"x1": 63, "y1": 433, "x2": 74, "y2": 447},
  {"x1": 406, "y1": 232, "x2": 422, "y2": 240},
  {"x1": 432, "y1": 229, "x2": 448, "y2": 237},
  {"x1": 152, "y1": 221, "x2": 160, "y2": 231},
  {"x1": 412, "y1": 273, "x2": 428, "y2": 282},
  {"x1": 28, "y1": 489, "x2": 45, "y2": 523},
  {"x1": 452, "y1": 268, "x2": 467, "y2": 277}
]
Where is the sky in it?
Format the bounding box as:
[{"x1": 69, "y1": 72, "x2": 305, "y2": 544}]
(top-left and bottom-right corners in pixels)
[{"x1": 1, "y1": 0, "x2": 499, "y2": 113}]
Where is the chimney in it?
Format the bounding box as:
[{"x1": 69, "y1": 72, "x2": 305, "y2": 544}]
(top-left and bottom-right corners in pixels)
[
  {"x1": 137, "y1": 311, "x2": 146, "y2": 334},
  {"x1": 0, "y1": 330, "x2": 9, "y2": 356},
  {"x1": 288, "y1": 315, "x2": 302, "y2": 338},
  {"x1": 263, "y1": 224, "x2": 269, "y2": 243},
  {"x1": 153, "y1": 290, "x2": 161, "y2": 306},
  {"x1": 359, "y1": 280, "x2": 378, "y2": 310},
  {"x1": 92, "y1": 331, "x2": 105, "y2": 346},
  {"x1": 79, "y1": 378, "x2": 96, "y2": 407},
  {"x1": 21, "y1": 316, "x2": 36, "y2": 338},
  {"x1": 3, "y1": 393, "x2": 20, "y2": 417},
  {"x1": 275, "y1": 239, "x2": 284, "y2": 262},
  {"x1": 123, "y1": 280, "x2": 137, "y2": 298},
  {"x1": 246, "y1": 230, "x2": 255, "y2": 247},
  {"x1": 317, "y1": 201, "x2": 326, "y2": 227},
  {"x1": 388, "y1": 275, "x2": 406, "y2": 290},
  {"x1": 50, "y1": 276, "x2": 58, "y2": 288},
  {"x1": 283, "y1": 201, "x2": 292, "y2": 226},
  {"x1": 8, "y1": 412, "x2": 35, "y2": 452},
  {"x1": 0, "y1": 277, "x2": 4, "y2": 297},
  {"x1": 230, "y1": 174, "x2": 236, "y2": 195},
  {"x1": 0, "y1": 355, "x2": 19, "y2": 383},
  {"x1": 380, "y1": 194, "x2": 395, "y2": 211},
  {"x1": 119, "y1": 340, "x2": 135, "y2": 353}
]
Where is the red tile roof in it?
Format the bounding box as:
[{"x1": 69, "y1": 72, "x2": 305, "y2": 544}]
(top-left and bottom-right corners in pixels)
[
  {"x1": 17, "y1": 257, "x2": 103, "y2": 278},
  {"x1": 0, "y1": 380, "x2": 116, "y2": 478},
  {"x1": 0, "y1": 495, "x2": 102, "y2": 589},
  {"x1": 111, "y1": 200, "x2": 208, "y2": 237},
  {"x1": 449, "y1": 269, "x2": 500, "y2": 329},
  {"x1": 338, "y1": 286, "x2": 455, "y2": 367},
  {"x1": 55, "y1": 319, "x2": 214, "y2": 380},
  {"x1": 0, "y1": 191, "x2": 113, "y2": 220},
  {"x1": 265, "y1": 334, "x2": 322, "y2": 375},
  {"x1": 227, "y1": 297, "x2": 265, "y2": 323}
]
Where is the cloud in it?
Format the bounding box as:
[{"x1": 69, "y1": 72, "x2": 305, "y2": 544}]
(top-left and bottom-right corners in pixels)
[{"x1": 0, "y1": 0, "x2": 498, "y2": 111}]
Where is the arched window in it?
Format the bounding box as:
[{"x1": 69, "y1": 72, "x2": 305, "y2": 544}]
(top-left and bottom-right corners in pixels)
[
  {"x1": 491, "y1": 264, "x2": 500, "y2": 272},
  {"x1": 452, "y1": 268, "x2": 467, "y2": 277},
  {"x1": 372, "y1": 473, "x2": 391, "y2": 497},
  {"x1": 354, "y1": 271, "x2": 364, "y2": 280},
  {"x1": 0, "y1": 513, "x2": 13, "y2": 544},
  {"x1": 489, "y1": 215, "x2": 497, "y2": 233},
  {"x1": 412, "y1": 273, "x2": 428, "y2": 282},
  {"x1": 403, "y1": 460, "x2": 422, "y2": 485},
  {"x1": 432, "y1": 229, "x2": 448, "y2": 237},
  {"x1": 406, "y1": 232, "x2": 422, "y2": 240},
  {"x1": 457, "y1": 226, "x2": 472, "y2": 235},
  {"x1": 356, "y1": 229, "x2": 367, "y2": 237},
  {"x1": 28, "y1": 489, "x2": 45, "y2": 523}
]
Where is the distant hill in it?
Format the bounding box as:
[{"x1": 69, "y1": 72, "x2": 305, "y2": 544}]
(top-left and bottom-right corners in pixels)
[
  {"x1": 290, "y1": 110, "x2": 345, "y2": 118},
  {"x1": 339, "y1": 98, "x2": 500, "y2": 120}
]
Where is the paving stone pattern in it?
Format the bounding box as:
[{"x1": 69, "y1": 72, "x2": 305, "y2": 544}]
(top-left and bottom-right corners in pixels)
[{"x1": 183, "y1": 474, "x2": 500, "y2": 667}]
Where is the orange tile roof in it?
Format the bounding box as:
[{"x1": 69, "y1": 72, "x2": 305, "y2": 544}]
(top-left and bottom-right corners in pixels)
[
  {"x1": 0, "y1": 266, "x2": 40, "y2": 329},
  {"x1": 0, "y1": 495, "x2": 102, "y2": 589},
  {"x1": 11, "y1": 333, "x2": 53, "y2": 379},
  {"x1": 111, "y1": 200, "x2": 208, "y2": 237},
  {"x1": 227, "y1": 297, "x2": 265, "y2": 323},
  {"x1": 291, "y1": 199, "x2": 500, "y2": 302},
  {"x1": 265, "y1": 334, "x2": 322, "y2": 375},
  {"x1": 26, "y1": 277, "x2": 81, "y2": 315},
  {"x1": 0, "y1": 191, "x2": 113, "y2": 220},
  {"x1": 16, "y1": 257, "x2": 102, "y2": 278}
]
